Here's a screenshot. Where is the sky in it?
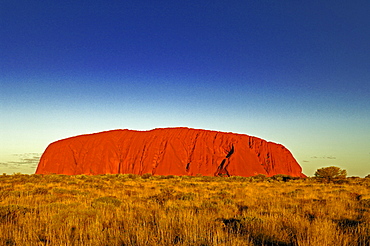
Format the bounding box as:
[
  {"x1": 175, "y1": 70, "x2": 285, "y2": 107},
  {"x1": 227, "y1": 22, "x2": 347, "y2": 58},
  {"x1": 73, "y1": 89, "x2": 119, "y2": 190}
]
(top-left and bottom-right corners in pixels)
[{"x1": 1, "y1": 0, "x2": 369, "y2": 177}]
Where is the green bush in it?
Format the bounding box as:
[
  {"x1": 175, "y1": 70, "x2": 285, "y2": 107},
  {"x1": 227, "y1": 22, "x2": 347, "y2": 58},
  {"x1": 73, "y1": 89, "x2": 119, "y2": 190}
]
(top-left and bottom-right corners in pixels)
[
  {"x1": 53, "y1": 188, "x2": 81, "y2": 196},
  {"x1": 271, "y1": 174, "x2": 294, "y2": 182},
  {"x1": 0, "y1": 205, "x2": 31, "y2": 223},
  {"x1": 141, "y1": 173, "x2": 152, "y2": 179},
  {"x1": 32, "y1": 187, "x2": 49, "y2": 195},
  {"x1": 175, "y1": 192, "x2": 196, "y2": 201},
  {"x1": 91, "y1": 196, "x2": 122, "y2": 208},
  {"x1": 314, "y1": 166, "x2": 347, "y2": 182},
  {"x1": 252, "y1": 174, "x2": 267, "y2": 181},
  {"x1": 148, "y1": 188, "x2": 175, "y2": 205}
]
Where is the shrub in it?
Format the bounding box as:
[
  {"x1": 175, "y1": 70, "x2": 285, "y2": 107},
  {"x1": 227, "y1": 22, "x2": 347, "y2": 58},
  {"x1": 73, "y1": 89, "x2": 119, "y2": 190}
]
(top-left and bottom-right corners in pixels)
[
  {"x1": 53, "y1": 188, "x2": 81, "y2": 196},
  {"x1": 148, "y1": 188, "x2": 174, "y2": 205},
  {"x1": 141, "y1": 173, "x2": 152, "y2": 179},
  {"x1": 226, "y1": 176, "x2": 249, "y2": 182},
  {"x1": 252, "y1": 174, "x2": 267, "y2": 181},
  {"x1": 360, "y1": 199, "x2": 370, "y2": 208},
  {"x1": 126, "y1": 173, "x2": 139, "y2": 179},
  {"x1": 271, "y1": 174, "x2": 294, "y2": 182},
  {"x1": 0, "y1": 205, "x2": 31, "y2": 223},
  {"x1": 32, "y1": 187, "x2": 49, "y2": 195},
  {"x1": 175, "y1": 192, "x2": 196, "y2": 201},
  {"x1": 314, "y1": 166, "x2": 347, "y2": 182},
  {"x1": 91, "y1": 196, "x2": 122, "y2": 208}
]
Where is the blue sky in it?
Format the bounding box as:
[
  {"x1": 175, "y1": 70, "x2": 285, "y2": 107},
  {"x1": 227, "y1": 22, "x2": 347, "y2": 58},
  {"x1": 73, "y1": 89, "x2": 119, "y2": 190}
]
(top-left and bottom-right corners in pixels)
[{"x1": 1, "y1": 0, "x2": 369, "y2": 176}]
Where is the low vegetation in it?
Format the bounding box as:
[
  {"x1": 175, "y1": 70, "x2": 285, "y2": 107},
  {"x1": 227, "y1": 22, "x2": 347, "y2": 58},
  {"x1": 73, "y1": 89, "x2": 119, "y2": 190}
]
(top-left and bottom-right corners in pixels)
[{"x1": 0, "y1": 173, "x2": 369, "y2": 245}]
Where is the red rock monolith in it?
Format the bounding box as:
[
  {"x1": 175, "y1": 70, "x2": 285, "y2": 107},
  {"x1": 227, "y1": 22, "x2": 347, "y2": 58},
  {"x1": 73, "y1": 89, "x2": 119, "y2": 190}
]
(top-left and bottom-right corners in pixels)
[{"x1": 36, "y1": 127, "x2": 306, "y2": 177}]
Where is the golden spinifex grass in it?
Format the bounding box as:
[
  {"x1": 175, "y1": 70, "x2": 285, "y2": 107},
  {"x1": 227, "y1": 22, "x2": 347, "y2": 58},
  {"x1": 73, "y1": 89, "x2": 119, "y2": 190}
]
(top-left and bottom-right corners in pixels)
[{"x1": 0, "y1": 174, "x2": 369, "y2": 246}]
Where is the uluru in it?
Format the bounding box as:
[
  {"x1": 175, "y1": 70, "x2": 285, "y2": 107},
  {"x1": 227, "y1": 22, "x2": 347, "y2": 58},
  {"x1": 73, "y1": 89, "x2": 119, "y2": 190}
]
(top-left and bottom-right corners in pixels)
[{"x1": 36, "y1": 127, "x2": 306, "y2": 177}]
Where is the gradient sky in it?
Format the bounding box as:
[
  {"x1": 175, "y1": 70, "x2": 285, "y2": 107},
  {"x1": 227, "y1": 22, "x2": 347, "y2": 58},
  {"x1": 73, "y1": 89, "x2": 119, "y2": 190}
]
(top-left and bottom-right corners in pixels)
[{"x1": 1, "y1": 0, "x2": 369, "y2": 176}]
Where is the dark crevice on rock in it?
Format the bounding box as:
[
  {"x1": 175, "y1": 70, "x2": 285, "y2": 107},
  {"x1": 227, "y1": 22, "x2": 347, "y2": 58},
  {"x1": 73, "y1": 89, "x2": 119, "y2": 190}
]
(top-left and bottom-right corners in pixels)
[
  {"x1": 226, "y1": 145, "x2": 234, "y2": 158},
  {"x1": 215, "y1": 159, "x2": 230, "y2": 177},
  {"x1": 186, "y1": 163, "x2": 190, "y2": 172}
]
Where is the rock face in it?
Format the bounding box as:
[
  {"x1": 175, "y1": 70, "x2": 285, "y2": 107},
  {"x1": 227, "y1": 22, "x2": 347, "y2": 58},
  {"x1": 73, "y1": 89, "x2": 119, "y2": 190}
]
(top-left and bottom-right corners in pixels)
[{"x1": 36, "y1": 128, "x2": 306, "y2": 177}]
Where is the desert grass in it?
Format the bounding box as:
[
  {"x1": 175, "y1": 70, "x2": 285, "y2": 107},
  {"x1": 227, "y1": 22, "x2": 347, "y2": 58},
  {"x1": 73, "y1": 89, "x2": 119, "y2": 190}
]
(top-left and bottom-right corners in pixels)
[{"x1": 0, "y1": 174, "x2": 369, "y2": 245}]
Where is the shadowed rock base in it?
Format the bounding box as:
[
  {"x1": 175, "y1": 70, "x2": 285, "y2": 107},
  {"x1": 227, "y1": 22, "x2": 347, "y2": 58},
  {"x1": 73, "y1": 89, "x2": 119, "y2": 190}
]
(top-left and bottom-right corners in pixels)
[{"x1": 36, "y1": 128, "x2": 306, "y2": 177}]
